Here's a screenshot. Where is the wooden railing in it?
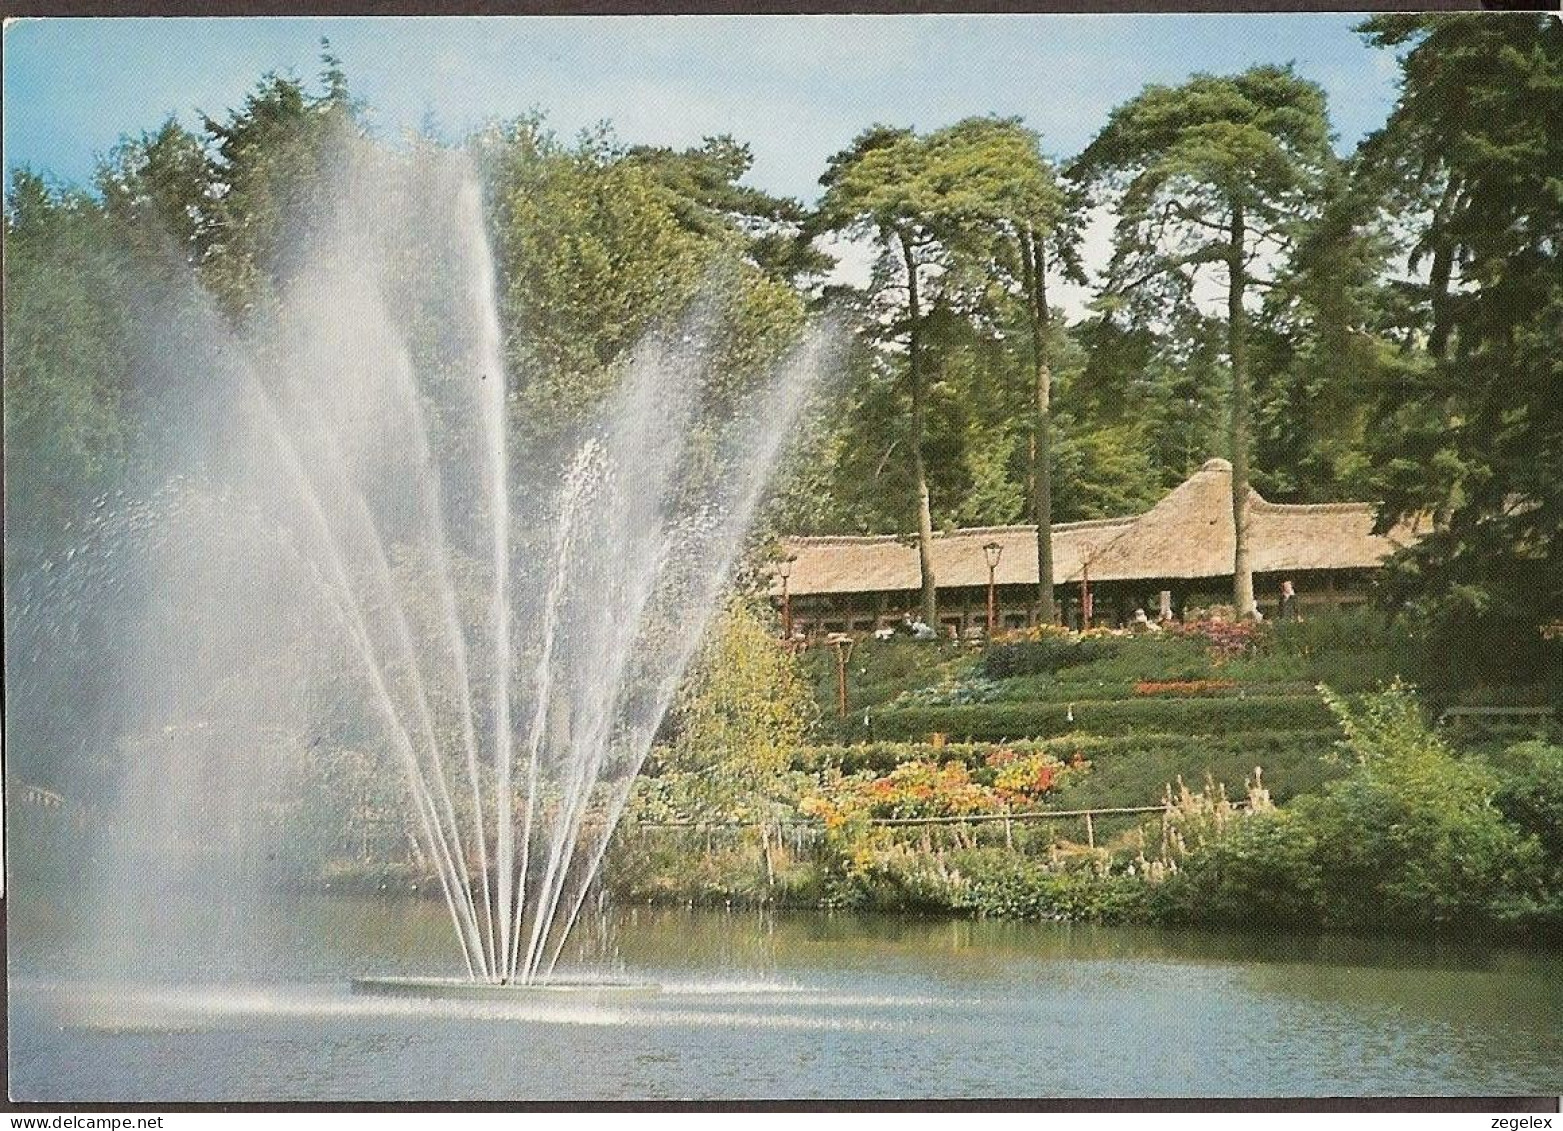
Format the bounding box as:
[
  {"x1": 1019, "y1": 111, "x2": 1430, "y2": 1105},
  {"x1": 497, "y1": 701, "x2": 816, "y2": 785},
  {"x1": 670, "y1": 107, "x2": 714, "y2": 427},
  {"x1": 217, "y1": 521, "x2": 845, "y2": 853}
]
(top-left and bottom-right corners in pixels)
[{"x1": 632, "y1": 800, "x2": 1244, "y2": 849}]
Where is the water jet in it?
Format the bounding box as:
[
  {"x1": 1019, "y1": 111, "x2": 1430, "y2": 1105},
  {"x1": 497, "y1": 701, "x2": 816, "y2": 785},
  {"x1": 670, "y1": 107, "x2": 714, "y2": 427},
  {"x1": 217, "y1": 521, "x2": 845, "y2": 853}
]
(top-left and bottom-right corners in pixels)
[{"x1": 30, "y1": 143, "x2": 831, "y2": 991}]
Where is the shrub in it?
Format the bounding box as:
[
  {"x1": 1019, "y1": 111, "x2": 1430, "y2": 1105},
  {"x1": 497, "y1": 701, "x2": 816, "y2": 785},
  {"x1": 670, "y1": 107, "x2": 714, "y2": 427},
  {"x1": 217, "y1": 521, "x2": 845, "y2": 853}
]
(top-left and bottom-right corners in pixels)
[
  {"x1": 1134, "y1": 679, "x2": 1237, "y2": 696},
  {"x1": 945, "y1": 849, "x2": 1149, "y2": 922},
  {"x1": 988, "y1": 675, "x2": 1319, "y2": 703},
  {"x1": 1492, "y1": 741, "x2": 1563, "y2": 870},
  {"x1": 981, "y1": 635, "x2": 1122, "y2": 679},
  {"x1": 1151, "y1": 809, "x2": 1324, "y2": 927},
  {"x1": 819, "y1": 846, "x2": 970, "y2": 913},
  {"x1": 869, "y1": 694, "x2": 1334, "y2": 742},
  {"x1": 1264, "y1": 607, "x2": 1406, "y2": 658},
  {"x1": 892, "y1": 674, "x2": 1004, "y2": 706},
  {"x1": 798, "y1": 752, "x2": 1074, "y2": 828},
  {"x1": 1220, "y1": 648, "x2": 1403, "y2": 692},
  {"x1": 1295, "y1": 684, "x2": 1543, "y2": 929},
  {"x1": 1050, "y1": 635, "x2": 1214, "y2": 684},
  {"x1": 798, "y1": 638, "x2": 973, "y2": 714},
  {"x1": 1045, "y1": 730, "x2": 1344, "y2": 809},
  {"x1": 793, "y1": 729, "x2": 1343, "y2": 808},
  {"x1": 1164, "y1": 617, "x2": 1268, "y2": 658}
]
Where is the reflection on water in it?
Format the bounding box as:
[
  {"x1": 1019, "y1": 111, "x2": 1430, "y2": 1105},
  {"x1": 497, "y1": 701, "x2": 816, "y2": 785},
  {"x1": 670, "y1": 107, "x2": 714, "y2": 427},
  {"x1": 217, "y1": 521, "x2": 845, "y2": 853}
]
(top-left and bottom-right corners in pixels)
[{"x1": 9, "y1": 894, "x2": 1561, "y2": 1100}]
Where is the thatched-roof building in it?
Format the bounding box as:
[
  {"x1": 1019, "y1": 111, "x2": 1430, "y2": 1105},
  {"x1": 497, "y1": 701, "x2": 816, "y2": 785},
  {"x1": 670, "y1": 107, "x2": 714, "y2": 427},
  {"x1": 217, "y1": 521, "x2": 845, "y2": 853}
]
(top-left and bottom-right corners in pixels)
[{"x1": 772, "y1": 459, "x2": 1424, "y2": 637}]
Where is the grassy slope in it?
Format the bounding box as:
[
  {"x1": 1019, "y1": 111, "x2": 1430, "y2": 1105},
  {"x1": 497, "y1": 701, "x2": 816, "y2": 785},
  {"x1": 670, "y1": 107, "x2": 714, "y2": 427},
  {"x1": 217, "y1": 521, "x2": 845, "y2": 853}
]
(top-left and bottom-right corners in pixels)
[{"x1": 793, "y1": 614, "x2": 1410, "y2": 810}]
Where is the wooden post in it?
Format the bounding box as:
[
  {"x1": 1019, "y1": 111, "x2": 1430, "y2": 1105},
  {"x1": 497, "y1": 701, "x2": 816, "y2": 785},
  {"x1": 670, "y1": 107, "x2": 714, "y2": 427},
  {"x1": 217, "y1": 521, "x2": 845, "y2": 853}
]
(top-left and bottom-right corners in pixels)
[
  {"x1": 828, "y1": 633, "x2": 854, "y2": 721},
  {"x1": 781, "y1": 579, "x2": 792, "y2": 640},
  {"x1": 987, "y1": 568, "x2": 998, "y2": 636},
  {"x1": 837, "y1": 647, "x2": 848, "y2": 719},
  {"x1": 1085, "y1": 811, "x2": 1095, "y2": 848}
]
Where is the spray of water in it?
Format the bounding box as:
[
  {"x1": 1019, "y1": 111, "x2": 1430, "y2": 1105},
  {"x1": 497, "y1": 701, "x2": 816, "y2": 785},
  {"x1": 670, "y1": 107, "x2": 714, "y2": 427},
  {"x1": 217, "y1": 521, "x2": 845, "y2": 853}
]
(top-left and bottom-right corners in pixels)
[{"x1": 9, "y1": 142, "x2": 834, "y2": 985}]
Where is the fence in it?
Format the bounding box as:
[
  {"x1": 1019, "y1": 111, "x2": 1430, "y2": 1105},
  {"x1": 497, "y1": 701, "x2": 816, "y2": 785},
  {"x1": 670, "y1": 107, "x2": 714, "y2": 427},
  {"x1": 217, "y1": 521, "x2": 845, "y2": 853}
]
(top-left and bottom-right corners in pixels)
[{"x1": 631, "y1": 800, "x2": 1245, "y2": 849}]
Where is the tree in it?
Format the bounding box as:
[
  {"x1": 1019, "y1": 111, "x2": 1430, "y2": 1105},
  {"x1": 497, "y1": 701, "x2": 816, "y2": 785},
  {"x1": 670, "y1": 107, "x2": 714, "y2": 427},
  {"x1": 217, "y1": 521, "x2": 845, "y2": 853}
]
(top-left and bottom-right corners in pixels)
[
  {"x1": 3, "y1": 170, "x2": 137, "y2": 563},
  {"x1": 96, "y1": 117, "x2": 209, "y2": 273},
  {"x1": 482, "y1": 118, "x2": 806, "y2": 450},
  {"x1": 1070, "y1": 66, "x2": 1334, "y2": 616},
  {"x1": 1299, "y1": 685, "x2": 1538, "y2": 929},
  {"x1": 663, "y1": 599, "x2": 814, "y2": 824},
  {"x1": 1353, "y1": 13, "x2": 1563, "y2": 685},
  {"x1": 815, "y1": 120, "x2": 1064, "y2": 625},
  {"x1": 196, "y1": 44, "x2": 365, "y2": 319},
  {"x1": 939, "y1": 117, "x2": 1080, "y2": 625},
  {"x1": 1244, "y1": 166, "x2": 1394, "y2": 503},
  {"x1": 622, "y1": 135, "x2": 832, "y2": 285},
  {"x1": 813, "y1": 126, "x2": 946, "y2": 624}
]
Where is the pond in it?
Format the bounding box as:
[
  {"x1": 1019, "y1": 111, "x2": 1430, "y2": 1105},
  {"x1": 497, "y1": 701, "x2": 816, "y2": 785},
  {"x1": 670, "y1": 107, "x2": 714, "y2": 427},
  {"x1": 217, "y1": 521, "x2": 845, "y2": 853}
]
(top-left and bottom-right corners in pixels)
[{"x1": 9, "y1": 894, "x2": 1562, "y2": 1101}]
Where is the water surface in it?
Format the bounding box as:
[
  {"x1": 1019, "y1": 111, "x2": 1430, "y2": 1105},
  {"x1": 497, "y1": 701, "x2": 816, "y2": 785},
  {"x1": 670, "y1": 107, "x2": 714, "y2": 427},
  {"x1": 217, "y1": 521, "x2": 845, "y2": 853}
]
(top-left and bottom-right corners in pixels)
[{"x1": 10, "y1": 895, "x2": 1561, "y2": 1100}]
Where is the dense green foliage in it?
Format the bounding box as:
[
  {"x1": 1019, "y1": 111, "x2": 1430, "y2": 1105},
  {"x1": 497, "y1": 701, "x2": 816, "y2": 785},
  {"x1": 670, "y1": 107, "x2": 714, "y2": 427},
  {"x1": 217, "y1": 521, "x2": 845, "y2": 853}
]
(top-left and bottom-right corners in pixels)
[
  {"x1": 11, "y1": 18, "x2": 1560, "y2": 687},
  {"x1": 798, "y1": 611, "x2": 1407, "y2": 721},
  {"x1": 1352, "y1": 14, "x2": 1563, "y2": 691},
  {"x1": 641, "y1": 600, "x2": 817, "y2": 825},
  {"x1": 616, "y1": 682, "x2": 1561, "y2": 940},
  {"x1": 7, "y1": 20, "x2": 1561, "y2": 928},
  {"x1": 793, "y1": 731, "x2": 1342, "y2": 802},
  {"x1": 868, "y1": 695, "x2": 1334, "y2": 742},
  {"x1": 1068, "y1": 65, "x2": 1334, "y2": 615}
]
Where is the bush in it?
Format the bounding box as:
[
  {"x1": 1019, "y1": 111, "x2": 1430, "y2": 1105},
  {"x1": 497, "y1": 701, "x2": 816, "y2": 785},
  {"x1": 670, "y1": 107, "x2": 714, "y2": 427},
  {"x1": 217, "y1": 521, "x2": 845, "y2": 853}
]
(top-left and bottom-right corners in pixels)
[
  {"x1": 892, "y1": 673, "x2": 1004, "y2": 706},
  {"x1": 798, "y1": 638, "x2": 972, "y2": 713},
  {"x1": 868, "y1": 694, "x2": 1334, "y2": 742},
  {"x1": 1049, "y1": 636, "x2": 1215, "y2": 684},
  {"x1": 981, "y1": 635, "x2": 1124, "y2": 679},
  {"x1": 1163, "y1": 618, "x2": 1268, "y2": 658},
  {"x1": 793, "y1": 729, "x2": 1343, "y2": 808},
  {"x1": 605, "y1": 824, "x2": 829, "y2": 908},
  {"x1": 945, "y1": 849, "x2": 1149, "y2": 922},
  {"x1": 1151, "y1": 809, "x2": 1324, "y2": 927},
  {"x1": 1264, "y1": 607, "x2": 1406, "y2": 658},
  {"x1": 1492, "y1": 741, "x2": 1563, "y2": 870},
  {"x1": 1294, "y1": 685, "x2": 1543, "y2": 930},
  {"x1": 988, "y1": 676, "x2": 1318, "y2": 703}
]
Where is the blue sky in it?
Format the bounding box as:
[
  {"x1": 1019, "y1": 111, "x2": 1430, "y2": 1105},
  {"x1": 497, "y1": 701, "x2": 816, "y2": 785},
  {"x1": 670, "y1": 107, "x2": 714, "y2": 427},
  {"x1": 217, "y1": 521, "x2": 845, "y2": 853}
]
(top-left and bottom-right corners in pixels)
[{"x1": 4, "y1": 14, "x2": 1402, "y2": 205}]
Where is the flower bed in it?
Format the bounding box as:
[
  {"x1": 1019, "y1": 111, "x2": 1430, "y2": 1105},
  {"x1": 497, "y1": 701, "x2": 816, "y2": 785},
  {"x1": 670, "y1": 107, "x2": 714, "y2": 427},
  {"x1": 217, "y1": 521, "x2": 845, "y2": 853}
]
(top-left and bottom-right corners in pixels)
[{"x1": 1134, "y1": 679, "x2": 1238, "y2": 696}]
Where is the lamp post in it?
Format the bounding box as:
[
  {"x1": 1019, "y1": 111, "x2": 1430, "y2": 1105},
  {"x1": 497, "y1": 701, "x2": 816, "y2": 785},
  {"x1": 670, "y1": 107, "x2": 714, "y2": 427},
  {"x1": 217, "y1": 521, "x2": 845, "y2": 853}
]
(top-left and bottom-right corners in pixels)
[
  {"x1": 826, "y1": 632, "x2": 854, "y2": 721},
  {"x1": 777, "y1": 553, "x2": 797, "y2": 641},
  {"x1": 982, "y1": 540, "x2": 1003, "y2": 638}
]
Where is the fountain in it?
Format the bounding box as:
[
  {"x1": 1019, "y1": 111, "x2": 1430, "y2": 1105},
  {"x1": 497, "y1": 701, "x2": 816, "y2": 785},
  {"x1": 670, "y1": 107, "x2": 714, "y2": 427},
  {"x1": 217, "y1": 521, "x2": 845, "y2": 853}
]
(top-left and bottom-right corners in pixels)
[{"x1": 10, "y1": 142, "x2": 831, "y2": 993}]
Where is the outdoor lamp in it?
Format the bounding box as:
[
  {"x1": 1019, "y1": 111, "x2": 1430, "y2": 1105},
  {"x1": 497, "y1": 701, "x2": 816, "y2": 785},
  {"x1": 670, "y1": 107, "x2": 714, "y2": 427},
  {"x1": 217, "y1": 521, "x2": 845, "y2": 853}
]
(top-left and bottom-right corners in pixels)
[
  {"x1": 983, "y1": 540, "x2": 1003, "y2": 637},
  {"x1": 778, "y1": 553, "x2": 798, "y2": 641}
]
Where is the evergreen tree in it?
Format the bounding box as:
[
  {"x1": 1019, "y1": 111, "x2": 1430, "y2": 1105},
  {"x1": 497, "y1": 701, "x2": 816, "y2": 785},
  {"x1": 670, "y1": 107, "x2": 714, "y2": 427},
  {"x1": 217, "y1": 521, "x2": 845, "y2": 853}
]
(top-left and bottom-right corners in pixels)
[
  {"x1": 1070, "y1": 66, "x2": 1334, "y2": 616},
  {"x1": 1355, "y1": 13, "x2": 1563, "y2": 686}
]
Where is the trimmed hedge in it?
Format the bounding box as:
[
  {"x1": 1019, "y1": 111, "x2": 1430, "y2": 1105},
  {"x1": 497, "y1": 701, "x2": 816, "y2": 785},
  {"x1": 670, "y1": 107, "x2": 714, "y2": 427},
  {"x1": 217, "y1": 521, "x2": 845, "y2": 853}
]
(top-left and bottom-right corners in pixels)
[
  {"x1": 1048, "y1": 730, "x2": 1344, "y2": 808},
  {"x1": 796, "y1": 728, "x2": 1335, "y2": 773},
  {"x1": 982, "y1": 636, "x2": 1130, "y2": 678},
  {"x1": 865, "y1": 694, "x2": 1334, "y2": 742},
  {"x1": 793, "y1": 728, "x2": 1344, "y2": 804},
  {"x1": 989, "y1": 677, "x2": 1321, "y2": 703}
]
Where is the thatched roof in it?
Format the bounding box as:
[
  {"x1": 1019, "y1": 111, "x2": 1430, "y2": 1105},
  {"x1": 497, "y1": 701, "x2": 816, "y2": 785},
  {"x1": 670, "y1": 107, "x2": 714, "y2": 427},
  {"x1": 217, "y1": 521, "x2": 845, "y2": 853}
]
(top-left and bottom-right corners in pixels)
[{"x1": 772, "y1": 459, "x2": 1424, "y2": 597}]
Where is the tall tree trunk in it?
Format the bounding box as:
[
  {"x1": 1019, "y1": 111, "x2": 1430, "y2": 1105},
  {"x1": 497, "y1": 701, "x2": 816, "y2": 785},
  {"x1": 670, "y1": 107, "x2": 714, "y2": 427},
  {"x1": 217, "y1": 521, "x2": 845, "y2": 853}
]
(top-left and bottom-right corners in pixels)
[
  {"x1": 902, "y1": 233, "x2": 939, "y2": 626},
  {"x1": 1426, "y1": 177, "x2": 1461, "y2": 531},
  {"x1": 1426, "y1": 178, "x2": 1460, "y2": 364},
  {"x1": 1228, "y1": 203, "x2": 1255, "y2": 618},
  {"x1": 1027, "y1": 229, "x2": 1057, "y2": 626}
]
